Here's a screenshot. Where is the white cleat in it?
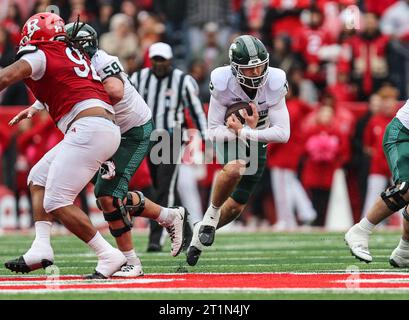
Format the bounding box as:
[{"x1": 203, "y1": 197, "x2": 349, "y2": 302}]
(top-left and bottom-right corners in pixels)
[
  {"x1": 112, "y1": 264, "x2": 144, "y2": 277},
  {"x1": 161, "y1": 207, "x2": 188, "y2": 257},
  {"x1": 86, "y1": 248, "x2": 127, "y2": 279},
  {"x1": 345, "y1": 224, "x2": 373, "y2": 263},
  {"x1": 389, "y1": 246, "x2": 409, "y2": 268}
]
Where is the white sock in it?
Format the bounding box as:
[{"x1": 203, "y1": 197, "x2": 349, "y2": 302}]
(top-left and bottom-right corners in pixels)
[
  {"x1": 202, "y1": 203, "x2": 220, "y2": 227},
  {"x1": 33, "y1": 221, "x2": 52, "y2": 246},
  {"x1": 122, "y1": 249, "x2": 140, "y2": 266},
  {"x1": 156, "y1": 207, "x2": 173, "y2": 227},
  {"x1": 358, "y1": 218, "x2": 375, "y2": 233},
  {"x1": 87, "y1": 232, "x2": 114, "y2": 257},
  {"x1": 399, "y1": 238, "x2": 409, "y2": 250},
  {"x1": 23, "y1": 222, "x2": 53, "y2": 264}
]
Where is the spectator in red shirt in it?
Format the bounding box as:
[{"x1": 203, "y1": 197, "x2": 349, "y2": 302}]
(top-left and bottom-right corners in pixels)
[
  {"x1": 263, "y1": 0, "x2": 310, "y2": 41},
  {"x1": 293, "y1": 7, "x2": 334, "y2": 86},
  {"x1": 327, "y1": 64, "x2": 358, "y2": 103},
  {"x1": 343, "y1": 12, "x2": 390, "y2": 100},
  {"x1": 301, "y1": 104, "x2": 349, "y2": 226},
  {"x1": 361, "y1": 84, "x2": 399, "y2": 218},
  {"x1": 267, "y1": 82, "x2": 317, "y2": 229}
]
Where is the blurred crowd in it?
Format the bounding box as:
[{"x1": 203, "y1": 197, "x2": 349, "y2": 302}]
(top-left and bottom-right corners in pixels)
[{"x1": 1, "y1": 0, "x2": 409, "y2": 229}]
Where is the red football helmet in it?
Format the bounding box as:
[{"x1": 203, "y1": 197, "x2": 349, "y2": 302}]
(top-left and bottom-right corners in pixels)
[{"x1": 20, "y1": 12, "x2": 66, "y2": 46}]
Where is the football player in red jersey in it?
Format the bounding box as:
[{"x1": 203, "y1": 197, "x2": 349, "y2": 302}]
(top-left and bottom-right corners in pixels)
[{"x1": 1, "y1": 12, "x2": 127, "y2": 279}]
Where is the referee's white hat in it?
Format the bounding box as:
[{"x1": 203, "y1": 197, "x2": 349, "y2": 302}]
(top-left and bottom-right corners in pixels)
[{"x1": 149, "y1": 42, "x2": 173, "y2": 60}]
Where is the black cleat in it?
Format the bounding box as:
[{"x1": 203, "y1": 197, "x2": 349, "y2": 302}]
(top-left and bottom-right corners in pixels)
[
  {"x1": 5, "y1": 256, "x2": 53, "y2": 274},
  {"x1": 186, "y1": 246, "x2": 202, "y2": 266},
  {"x1": 84, "y1": 271, "x2": 108, "y2": 280},
  {"x1": 198, "y1": 225, "x2": 215, "y2": 247}
]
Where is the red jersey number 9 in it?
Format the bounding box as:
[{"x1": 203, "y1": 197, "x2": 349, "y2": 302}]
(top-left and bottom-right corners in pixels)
[{"x1": 65, "y1": 47, "x2": 101, "y2": 81}]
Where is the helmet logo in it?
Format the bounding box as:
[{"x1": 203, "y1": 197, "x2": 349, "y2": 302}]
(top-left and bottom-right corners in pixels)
[
  {"x1": 27, "y1": 19, "x2": 40, "y2": 39},
  {"x1": 229, "y1": 43, "x2": 236, "y2": 61},
  {"x1": 54, "y1": 25, "x2": 63, "y2": 33},
  {"x1": 248, "y1": 59, "x2": 262, "y2": 65}
]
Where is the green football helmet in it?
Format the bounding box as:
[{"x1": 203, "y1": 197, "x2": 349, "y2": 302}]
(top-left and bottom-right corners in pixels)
[
  {"x1": 229, "y1": 35, "x2": 269, "y2": 89},
  {"x1": 65, "y1": 21, "x2": 98, "y2": 58}
]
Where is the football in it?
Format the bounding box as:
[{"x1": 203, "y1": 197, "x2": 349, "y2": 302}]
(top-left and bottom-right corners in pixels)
[{"x1": 224, "y1": 101, "x2": 253, "y2": 124}]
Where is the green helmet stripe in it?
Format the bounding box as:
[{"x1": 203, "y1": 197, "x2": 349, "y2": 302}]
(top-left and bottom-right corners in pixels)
[{"x1": 242, "y1": 35, "x2": 258, "y2": 61}]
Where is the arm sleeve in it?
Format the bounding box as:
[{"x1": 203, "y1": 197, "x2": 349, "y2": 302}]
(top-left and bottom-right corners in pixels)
[
  {"x1": 32, "y1": 100, "x2": 45, "y2": 110},
  {"x1": 207, "y1": 95, "x2": 237, "y2": 142},
  {"x1": 20, "y1": 50, "x2": 46, "y2": 80},
  {"x1": 183, "y1": 75, "x2": 208, "y2": 138},
  {"x1": 238, "y1": 98, "x2": 290, "y2": 143}
]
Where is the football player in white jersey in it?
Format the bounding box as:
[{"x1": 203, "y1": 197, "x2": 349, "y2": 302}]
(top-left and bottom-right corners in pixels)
[
  {"x1": 5, "y1": 22, "x2": 189, "y2": 278},
  {"x1": 345, "y1": 97, "x2": 409, "y2": 267},
  {"x1": 186, "y1": 35, "x2": 290, "y2": 266}
]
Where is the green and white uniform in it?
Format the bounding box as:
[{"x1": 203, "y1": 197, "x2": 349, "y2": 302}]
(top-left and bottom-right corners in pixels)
[
  {"x1": 91, "y1": 49, "x2": 153, "y2": 199},
  {"x1": 383, "y1": 100, "x2": 409, "y2": 184},
  {"x1": 208, "y1": 65, "x2": 289, "y2": 204}
]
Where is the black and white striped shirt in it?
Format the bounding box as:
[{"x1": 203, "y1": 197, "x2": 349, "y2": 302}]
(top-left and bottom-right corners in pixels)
[{"x1": 130, "y1": 67, "x2": 207, "y2": 138}]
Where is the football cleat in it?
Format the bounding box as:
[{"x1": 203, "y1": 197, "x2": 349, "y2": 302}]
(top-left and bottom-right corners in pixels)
[
  {"x1": 161, "y1": 207, "x2": 189, "y2": 257},
  {"x1": 389, "y1": 246, "x2": 409, "y2": 268},
  {"x1": 5, "y1": 256, "x2": 53, "y2": 274},
  {"x1": 112, "y1": 264, "x2": 144, "y2": 277},
  {"x1": 198, "y1": 225, "x2": 216, "y2": 247},
  {"x1": 345, "y1": 224, "x2": 372, "y2": 263},
  {"x1": 186, "y1": 246, "x2": 202, "y2": 267}
]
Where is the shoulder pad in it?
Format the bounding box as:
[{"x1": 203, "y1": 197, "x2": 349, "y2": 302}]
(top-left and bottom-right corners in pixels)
[
  {"x1": 267, "y1": 67, "x2": 287, "y2": 92},
  {"x1": 93, "y1": 49, "x2": 124, "y2": 80},
  {"x1": 16, "y1": 45, "x2": 38, "y2": 60},
  {"x1": 210, "y1": 66, "x2": 231, "y2": 98}
]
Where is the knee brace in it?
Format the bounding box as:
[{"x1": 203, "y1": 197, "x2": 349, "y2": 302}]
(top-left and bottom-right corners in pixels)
[
  {"x1": 125, "y1": 191, "x2": 145, "y2": 217},
  {"x1": 381, "y1": 182, "x2": 409, "y2": 212},
  {"x1": 99, "y1": 197, "x2": 133, "y2": 238}
]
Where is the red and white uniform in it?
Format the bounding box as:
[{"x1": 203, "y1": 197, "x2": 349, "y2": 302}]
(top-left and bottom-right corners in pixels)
[
  {"x1": 20, "y1": 41, "x2": 114, "y2": 133},
  {"x1": 19, "y1": 40, "x2": 121, "y2": 213}
]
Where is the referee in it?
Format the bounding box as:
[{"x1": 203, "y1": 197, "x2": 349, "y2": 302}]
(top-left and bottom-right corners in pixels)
[{"x1": 130, "y1": 42, "x2": 207, "y2": 252}]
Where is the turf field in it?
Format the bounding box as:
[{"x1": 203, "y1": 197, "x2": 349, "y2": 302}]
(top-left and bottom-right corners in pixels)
[{"x1": 0, "y1": 229, "x2": 408, "y2": 300}]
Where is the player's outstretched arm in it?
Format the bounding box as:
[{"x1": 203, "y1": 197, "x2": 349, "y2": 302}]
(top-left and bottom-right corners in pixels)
[
  {"x1": 0, "y1": 60, "x2": 32, "y2": 92},
  {"x1": 102, "y1": 76, "x2": 124, "y2": 105},
  {"x1": 9, "y1": 100, "x2": 44, "y2": 126}
]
